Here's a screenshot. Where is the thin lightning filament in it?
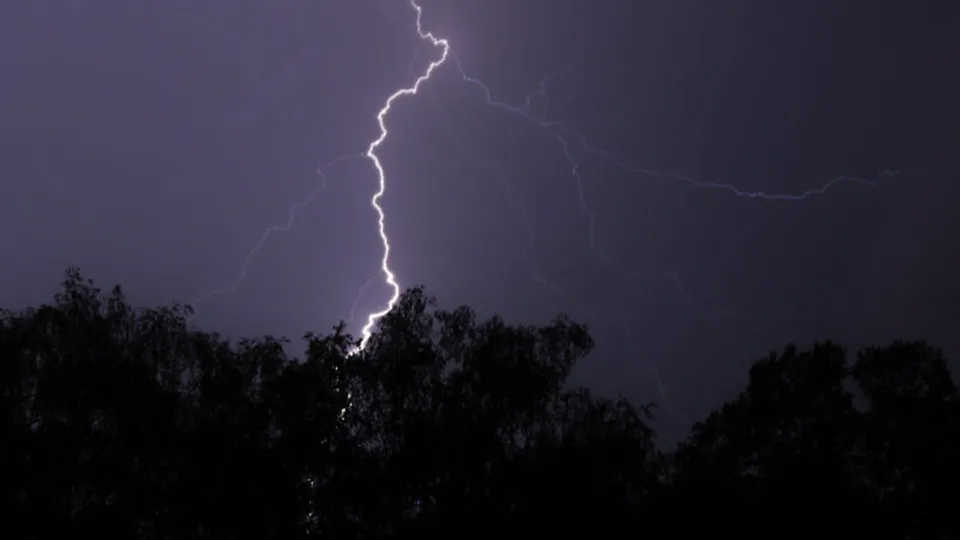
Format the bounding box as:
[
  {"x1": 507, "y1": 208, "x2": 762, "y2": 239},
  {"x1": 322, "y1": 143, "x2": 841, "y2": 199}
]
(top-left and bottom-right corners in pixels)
[{"x1": 357, "y1": 0, "x2": 450, "y2": 351}]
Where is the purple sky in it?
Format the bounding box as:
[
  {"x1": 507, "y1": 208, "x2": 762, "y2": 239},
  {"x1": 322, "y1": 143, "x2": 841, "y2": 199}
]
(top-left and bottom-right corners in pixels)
[{"x1": 2, "y1": 0, "x2": 957, "y2": 441}]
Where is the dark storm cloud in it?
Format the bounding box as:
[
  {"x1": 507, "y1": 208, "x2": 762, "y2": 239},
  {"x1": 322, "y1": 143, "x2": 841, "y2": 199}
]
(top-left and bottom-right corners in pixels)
[{"x1": 2, "y1": 0, "x2": 957, "y2": 442}]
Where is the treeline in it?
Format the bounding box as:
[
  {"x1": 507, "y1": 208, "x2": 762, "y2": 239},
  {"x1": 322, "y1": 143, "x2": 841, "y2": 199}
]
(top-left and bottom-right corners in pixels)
[{"x1": 2, "y1": 268, "x2": 958, "y2": 538}]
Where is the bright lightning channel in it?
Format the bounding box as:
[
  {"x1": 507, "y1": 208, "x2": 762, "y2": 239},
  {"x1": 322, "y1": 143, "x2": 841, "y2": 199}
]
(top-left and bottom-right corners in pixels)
[
  {"x1": 192, "y1": 0, "x2": 901, "y2": 363},
  {"x1": 356, "y1": 0, "x2": 450, "y2": 352},
  {"x1": 449, "y1": 55, "x2": 901, "y2": 251}
]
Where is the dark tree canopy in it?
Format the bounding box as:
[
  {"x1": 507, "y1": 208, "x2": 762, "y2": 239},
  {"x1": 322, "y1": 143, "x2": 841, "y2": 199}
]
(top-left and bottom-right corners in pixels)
[{"x1": 1, "y1": 268, "x2": 958, "y2": 538}]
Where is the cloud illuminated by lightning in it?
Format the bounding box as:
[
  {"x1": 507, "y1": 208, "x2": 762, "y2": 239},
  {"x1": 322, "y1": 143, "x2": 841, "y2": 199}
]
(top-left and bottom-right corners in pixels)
[{"x1": 356, "y1": 0, "x2": 450, "y2": 351}]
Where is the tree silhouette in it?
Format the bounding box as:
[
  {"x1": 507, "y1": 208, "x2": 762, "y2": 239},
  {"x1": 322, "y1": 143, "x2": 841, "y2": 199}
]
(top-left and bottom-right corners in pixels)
[
  {"x1": 852, "y1": 341, "x2": 960, "y2": 537},
  {"x1": 669, "y1": 340, "x2": 960, "y2": 538},
  {"x1": 1, "y1": 267, "x2": 957, "y2": 538}
]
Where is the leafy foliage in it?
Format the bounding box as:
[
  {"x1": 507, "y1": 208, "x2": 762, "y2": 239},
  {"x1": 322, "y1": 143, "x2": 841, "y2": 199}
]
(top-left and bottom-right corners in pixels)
[{"x1": 1, "y1": 268, "x2": 958, "y2": 538}]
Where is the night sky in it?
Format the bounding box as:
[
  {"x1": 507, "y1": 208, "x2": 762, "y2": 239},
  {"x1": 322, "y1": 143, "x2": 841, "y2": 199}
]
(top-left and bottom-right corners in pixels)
[{"x1": 2, "y1": 0, "x2": 958, "y2": 442}]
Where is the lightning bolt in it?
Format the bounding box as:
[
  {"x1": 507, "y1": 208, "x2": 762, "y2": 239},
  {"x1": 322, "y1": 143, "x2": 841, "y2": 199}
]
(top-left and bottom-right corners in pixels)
[
  {"x1": 187, "y1": 0, "x2": 449, "y2": 347},
  {"x1": 451, "y1": 54, "x2": 899, "y2": 209},
  {"x1": 191, "y1": 0, "x2": 904, "y2": 375},
  {"x1": 356, "y1": 0, "x2": 450, "y2": 351},
  {"x1": 449, "y1": 52, "x2": 900, "y2": 414},
  {"x1": 445, "y1": 50, "x2": 902, "y2": 327}
]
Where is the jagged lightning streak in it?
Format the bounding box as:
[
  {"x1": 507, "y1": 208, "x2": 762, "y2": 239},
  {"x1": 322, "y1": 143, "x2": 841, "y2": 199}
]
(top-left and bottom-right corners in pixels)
[
  {"x1": 193, "y1": 0, "x2": 901, "y2": 363},
  {"x1": 457, "y1": 57, "x2": 899, "y2": 412},
  {"x1": 446, "y1": 54, "x2": 903, "y2": 336},
  {"x1": 466, "y1": 73, "x2": 839, "y2": 326},
  {"x1": 356, "y1": 0, "x2": 450, "y2": 351},
  {"x1": 449, "y1": 54, "x2": 901, "y2": 249},
  {"x1": 189, "y1": 152, "x2": 363, "y2": 315}
]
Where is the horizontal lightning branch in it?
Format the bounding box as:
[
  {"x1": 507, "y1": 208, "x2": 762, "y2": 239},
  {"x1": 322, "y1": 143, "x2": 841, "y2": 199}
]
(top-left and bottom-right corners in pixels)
[{"x1": 451, "y1": 55, "x2": 900, "y2": 203}]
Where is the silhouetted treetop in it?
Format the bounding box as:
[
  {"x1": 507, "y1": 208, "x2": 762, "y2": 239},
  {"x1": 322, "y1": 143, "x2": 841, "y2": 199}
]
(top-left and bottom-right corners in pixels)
[{"x1": 1, "y1": 268, "x2": 957, "y2": 539}]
